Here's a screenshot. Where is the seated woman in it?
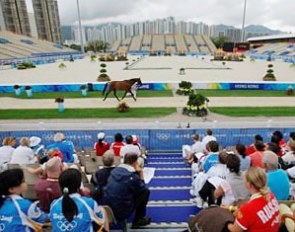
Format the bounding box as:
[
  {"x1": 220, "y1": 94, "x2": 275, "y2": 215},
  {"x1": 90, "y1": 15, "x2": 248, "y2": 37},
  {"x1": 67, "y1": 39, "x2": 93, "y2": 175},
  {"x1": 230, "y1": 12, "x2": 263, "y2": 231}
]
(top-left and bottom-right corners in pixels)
[
  {"x1": 50, "y1": 168, "x2": 108, "y2": 231},
  {"x1": 226, "y1": 167, "x2": 280, "y2": 232},
  {"x1": 214, "y1": 153, "x2": 250, "y2": 205},
  {"x1": 94, "y1": 132, "x2": 110, "y2": 156},
  {"x1": 0, "y1": 169, "x2": 48, "y2": 231}
]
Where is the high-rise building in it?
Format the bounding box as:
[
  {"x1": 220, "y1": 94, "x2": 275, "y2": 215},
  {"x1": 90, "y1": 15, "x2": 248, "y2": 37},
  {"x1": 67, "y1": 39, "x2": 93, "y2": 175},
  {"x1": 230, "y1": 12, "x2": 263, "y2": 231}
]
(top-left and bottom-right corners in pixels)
[
  {"x1": 0, "y1": 0, "x2": 31, "y2": 36},
  {"x1": 32, "y1": 0, "x2": 62, "y2": 44}
]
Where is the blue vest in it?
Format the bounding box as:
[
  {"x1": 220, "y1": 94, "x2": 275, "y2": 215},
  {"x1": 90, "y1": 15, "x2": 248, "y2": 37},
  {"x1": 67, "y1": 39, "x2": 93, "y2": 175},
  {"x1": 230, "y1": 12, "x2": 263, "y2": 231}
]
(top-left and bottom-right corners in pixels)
[
  {"x1": 50, "y1": 193, "x2": 104, "y2": 232},
  {"x1": 0, "y1": 195, "x2": 48, "y2": 231}
]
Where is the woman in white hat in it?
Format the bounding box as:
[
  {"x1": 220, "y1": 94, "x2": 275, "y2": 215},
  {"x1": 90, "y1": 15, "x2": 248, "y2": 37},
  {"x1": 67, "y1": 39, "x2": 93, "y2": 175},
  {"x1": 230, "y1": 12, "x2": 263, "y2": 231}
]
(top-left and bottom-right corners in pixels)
[{"x1": 94, "y1": 132, "x2": 110, "y2": 156}]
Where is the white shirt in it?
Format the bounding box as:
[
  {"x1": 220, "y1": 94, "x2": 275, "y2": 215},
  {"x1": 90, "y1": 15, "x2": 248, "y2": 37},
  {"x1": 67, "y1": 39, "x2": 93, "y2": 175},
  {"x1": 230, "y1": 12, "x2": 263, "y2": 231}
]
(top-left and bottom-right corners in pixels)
[
  {"x1": 120, "y1": 144, "x2": 141, "y2": 157},
  {"x1": 10, "y1": 145, "x2": 36, "y2": 165},
  {"x1": 282, "y1": 151, "x2": 295, "y2": 164},
  {"x1": 191, "y1": 141, "x2": 204, "y2": 154},
  {"x1": 202, "y1": 135, "x2": 217, "y2": 150},
  {"x1": 0, "y1": 145, "x2": 15, "y2": 165}
]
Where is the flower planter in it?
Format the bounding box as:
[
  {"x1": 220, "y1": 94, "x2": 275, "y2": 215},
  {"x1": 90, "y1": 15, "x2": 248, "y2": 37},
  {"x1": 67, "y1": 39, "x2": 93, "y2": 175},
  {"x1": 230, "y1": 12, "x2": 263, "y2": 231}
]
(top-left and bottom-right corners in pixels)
[
  {"x1": 57, "y1": 102, "x2": 64, "y2": 112},
  {"x1": 14, "y1": 88, "x2": 21, "y2": 96},
  {"x1": 25, "y1": 89, "x2": 33, "y2": 98},
  {"x1": 81, "y1": 89, "x2": 87, "y2": 96}
]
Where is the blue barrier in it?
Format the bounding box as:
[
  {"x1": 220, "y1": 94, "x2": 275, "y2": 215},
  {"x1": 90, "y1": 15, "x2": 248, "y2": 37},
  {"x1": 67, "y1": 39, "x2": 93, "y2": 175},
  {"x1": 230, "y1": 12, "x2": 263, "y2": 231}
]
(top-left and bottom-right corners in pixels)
[
  {"x1": 0, "y1": 128, "x2": 294, "y2": 151},
  {"x1": 1, "y1": 82, "x2": 295, "y2": 93}
]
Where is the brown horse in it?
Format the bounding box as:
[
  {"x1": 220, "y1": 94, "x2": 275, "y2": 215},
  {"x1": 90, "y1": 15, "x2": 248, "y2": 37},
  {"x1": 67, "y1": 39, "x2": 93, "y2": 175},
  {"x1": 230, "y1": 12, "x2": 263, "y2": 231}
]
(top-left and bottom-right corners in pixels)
[{"x1": 102, "y1": 78, "x2": 142, "y2": 101}]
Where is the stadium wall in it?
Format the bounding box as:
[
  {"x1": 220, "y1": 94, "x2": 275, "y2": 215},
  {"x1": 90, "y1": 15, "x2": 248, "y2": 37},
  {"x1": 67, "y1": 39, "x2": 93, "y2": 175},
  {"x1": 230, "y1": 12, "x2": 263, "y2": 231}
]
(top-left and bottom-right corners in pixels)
[
  {"x1": 1, "y1": 82, "x2": 295, "y2": 93},
  {"x1": 0, "y1": 128, "x2": 294, "y2": 152}
]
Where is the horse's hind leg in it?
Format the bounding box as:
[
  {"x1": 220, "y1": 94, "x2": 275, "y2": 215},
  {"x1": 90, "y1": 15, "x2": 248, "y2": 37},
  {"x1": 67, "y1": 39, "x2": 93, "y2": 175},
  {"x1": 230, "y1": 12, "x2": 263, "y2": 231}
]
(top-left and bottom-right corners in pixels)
[
  {"x1": 121, "y1": 91, "x2": 127, "y2": 100},
  {"x1": 113, "y1": 90, "x2": 121, "y2": 101}
]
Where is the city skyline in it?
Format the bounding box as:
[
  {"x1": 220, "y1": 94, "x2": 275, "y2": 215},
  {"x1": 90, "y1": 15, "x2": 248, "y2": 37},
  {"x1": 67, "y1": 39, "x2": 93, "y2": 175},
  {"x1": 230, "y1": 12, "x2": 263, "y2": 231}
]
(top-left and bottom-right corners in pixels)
[{"x1": 49, "y1": 0, "x2": 295, "y2": 33}]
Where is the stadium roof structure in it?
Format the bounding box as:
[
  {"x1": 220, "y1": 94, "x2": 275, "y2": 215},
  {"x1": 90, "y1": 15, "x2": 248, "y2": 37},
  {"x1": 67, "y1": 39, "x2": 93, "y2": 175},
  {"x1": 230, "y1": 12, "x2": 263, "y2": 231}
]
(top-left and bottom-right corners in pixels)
[{"x1": 247, "y1": 34, "x2": 295, "y2": 42}]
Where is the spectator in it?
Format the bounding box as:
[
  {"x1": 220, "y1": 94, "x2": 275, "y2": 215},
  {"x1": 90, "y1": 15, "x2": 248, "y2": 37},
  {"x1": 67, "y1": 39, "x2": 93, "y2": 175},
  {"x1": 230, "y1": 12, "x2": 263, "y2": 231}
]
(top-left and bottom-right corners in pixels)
[
  {"x1": 94, "y1": 132, "x2": 110, "y2": 156},
  {"x1": 270, "y1": 135, "x2": 284, "y2": 157},
  {"x1": 226, "y1": 167, "x2": 280, "y2": 232},
  {"x1": 183, "y1": 134, "x2": 203, "y2": 162},
  {"x1": 202, "y1": 140, "x2": 219, "y2": 173},
  {"x1": 249, "y1": 141, "x2": 265, "y2": 168},
  {"x1": 30, "y1": 136, "x2": 47, "y2": 164},
  {"x1": 102, "y1": 153, "x2": 151, "y2": 229},
  {"x1": 10, "y1": 137, "x2": 36, "y2": 165},
  {"x1": 281, "y1": 140, "x2": 295, "y2": 165},
  {"x1": 50, "y1": 169, "x2": 106, "y2": 231},
  {"x1": 0, "y1": 169, "x2": 48, "y2": 230},
  {"x1": 0, "y1": 136, "x2": 15, "y2": 167},
  {"x1": 47, "y1": 132, "x2": 74, "y2": 163},
  {"x1": 120, "y1": 135, "x2": 141, "y2": 158},
  {"x1": 202, "y1": 129, "x2": 217, "y2": 151},
  {"x1": 246, "y1": 134, "x2": 264, "y2": 156},
  {"x1": 92, "y1": 151, "x2": 115, "y2": 201},
  {"x1": 263, "y1": 151, "x2": 290, "y2": 200},
  {"x1": 272, "y1": 130, "x2": 286, "y2": 148},
  {"x1": 214, "y1": 153, "x2": 250, "y2": 205},
  {"x1": 110, "y1": 133, "x2": 125, "y2": 157},
  {"x1": 35, "y1": 157, "x2": 63, "y2": 213},
  {"x1": 236, "y1": 143, "x2": 250, "y2": 172},
  {"x1": 285, "y1": 132, "x2": 295, "y2": 152}
]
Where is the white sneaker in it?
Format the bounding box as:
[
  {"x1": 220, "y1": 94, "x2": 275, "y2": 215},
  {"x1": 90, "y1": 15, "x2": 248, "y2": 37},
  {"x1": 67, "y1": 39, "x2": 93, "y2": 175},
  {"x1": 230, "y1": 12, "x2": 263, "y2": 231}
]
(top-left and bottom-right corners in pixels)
[{"x1": 194, "y1": 197, "x2": 204, "y2": 208}]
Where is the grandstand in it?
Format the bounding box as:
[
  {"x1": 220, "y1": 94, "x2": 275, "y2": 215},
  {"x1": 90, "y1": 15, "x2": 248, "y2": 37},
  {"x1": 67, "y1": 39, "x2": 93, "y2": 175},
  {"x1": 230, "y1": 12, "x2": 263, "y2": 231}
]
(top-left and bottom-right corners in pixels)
[
  {"x1": 0, "y1": 31, "x2": 82, "y2": 64},
  {"x1": 247, "y1": 34, "x2": 295, "y2": 62},
  {"x1": 110, "y1": 34, "x2": 217, "y2": 55}
]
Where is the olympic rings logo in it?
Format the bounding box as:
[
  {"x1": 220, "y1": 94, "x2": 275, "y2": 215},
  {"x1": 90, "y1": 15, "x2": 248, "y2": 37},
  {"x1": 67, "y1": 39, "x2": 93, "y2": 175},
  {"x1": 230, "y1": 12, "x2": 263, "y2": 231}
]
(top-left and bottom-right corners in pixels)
[
  {"x1": 57, "y1": 220, "x2": 77, "y2": 231},
  {"x1": 0, "y1": 223, "x2": 5, "y2": 232}
]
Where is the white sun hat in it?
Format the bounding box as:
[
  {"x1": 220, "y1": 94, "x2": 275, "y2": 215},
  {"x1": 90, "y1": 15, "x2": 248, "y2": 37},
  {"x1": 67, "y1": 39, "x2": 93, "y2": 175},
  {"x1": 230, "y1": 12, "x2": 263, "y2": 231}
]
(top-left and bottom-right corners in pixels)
[
  {"x1": 97, "y1": 132, "x2": 105, "y2": 140},
  {"x1": 30, "y1": 136, "x2": 41, "y2": 147}
]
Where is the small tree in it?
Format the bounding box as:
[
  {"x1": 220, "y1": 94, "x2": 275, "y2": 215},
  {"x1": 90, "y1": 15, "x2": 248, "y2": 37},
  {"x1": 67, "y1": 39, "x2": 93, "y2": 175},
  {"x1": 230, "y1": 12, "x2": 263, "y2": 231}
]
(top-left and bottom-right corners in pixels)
[{"x1": 263, "y1": 64, "x2": 276, "y2": 81}]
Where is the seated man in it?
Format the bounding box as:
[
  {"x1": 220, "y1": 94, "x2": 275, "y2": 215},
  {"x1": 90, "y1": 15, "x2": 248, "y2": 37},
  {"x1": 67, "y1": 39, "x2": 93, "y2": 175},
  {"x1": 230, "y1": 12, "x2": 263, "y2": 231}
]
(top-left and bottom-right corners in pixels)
[
  {"x1": 101, "y1": 152, "x2": 151, "y2": 228},
  {"x1": 263, "y1": 151, "x2": 290, "y2": 200},
  {"x1": 34, "y1": 157, "x2": 63, "y2": 212}
]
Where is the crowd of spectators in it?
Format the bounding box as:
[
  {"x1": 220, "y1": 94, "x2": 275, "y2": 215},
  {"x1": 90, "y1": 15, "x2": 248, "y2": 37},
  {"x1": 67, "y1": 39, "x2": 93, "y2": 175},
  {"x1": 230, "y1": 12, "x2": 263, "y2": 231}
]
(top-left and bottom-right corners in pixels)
[
  {"x1": 0, "y1": 132, "x2": 150, "y2": 231},
  {"x1": 185, "y1": 129, "x2": 295, "y2": 232}
]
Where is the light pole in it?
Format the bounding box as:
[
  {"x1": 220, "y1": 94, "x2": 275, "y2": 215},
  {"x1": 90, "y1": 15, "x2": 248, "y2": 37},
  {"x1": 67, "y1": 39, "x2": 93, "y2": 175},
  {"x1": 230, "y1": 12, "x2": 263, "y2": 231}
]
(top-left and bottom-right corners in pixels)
[
  {"x1": 241, "y1": 0, "x2": 247, "y2": 42},
  {"x1": 76, "y1": 0, "x2": 85, "y2": 53}
]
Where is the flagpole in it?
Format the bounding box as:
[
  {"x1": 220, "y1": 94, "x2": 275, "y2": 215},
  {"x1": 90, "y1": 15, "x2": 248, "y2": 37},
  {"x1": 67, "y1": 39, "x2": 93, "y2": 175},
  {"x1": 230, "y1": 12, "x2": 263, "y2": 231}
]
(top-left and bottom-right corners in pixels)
[
  {"x1": 241, "y1": 0, "x2": 247, "y2": 42},
  {"x1": 76, "y1": 0, "x2": 85, "y2": 53}
]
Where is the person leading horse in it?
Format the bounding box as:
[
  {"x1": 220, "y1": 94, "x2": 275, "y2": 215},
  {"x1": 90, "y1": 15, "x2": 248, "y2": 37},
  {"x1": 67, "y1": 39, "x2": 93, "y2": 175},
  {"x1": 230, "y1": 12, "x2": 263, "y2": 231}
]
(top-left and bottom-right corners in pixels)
[{"x1": 102, "y1": 78, "x2": 142, "y2": 101}]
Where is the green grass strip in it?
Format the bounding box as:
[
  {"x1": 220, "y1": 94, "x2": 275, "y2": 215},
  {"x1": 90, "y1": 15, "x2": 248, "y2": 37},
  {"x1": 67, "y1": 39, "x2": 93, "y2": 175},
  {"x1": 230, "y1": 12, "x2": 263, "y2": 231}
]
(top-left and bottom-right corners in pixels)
[
  {"x1": 0, "y1": 90, "x2": 173, "y2": 99},
  {"x1": 197, "y1": 90, "x2": 293, "y2": 97},
  {"x1": 0, "y1": 108, "x2": 176, "y2": 119},
  {"x1": 210, "y1": 107, "x2": 295, "y2": 117}
]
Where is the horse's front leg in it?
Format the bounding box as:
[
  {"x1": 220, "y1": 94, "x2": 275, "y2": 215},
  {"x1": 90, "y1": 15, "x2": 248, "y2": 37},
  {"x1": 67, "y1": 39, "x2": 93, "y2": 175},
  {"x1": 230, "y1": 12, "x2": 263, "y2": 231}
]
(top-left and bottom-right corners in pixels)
[
  {"x1": 103, "y1": 90, "x2": 111, "y2": 101},
  {"x1": 129, "y1": 91, "x2": 136, "y2": 101},
  {"x1": 113, "y1": 90, "x2": 121, "y2": 101}
]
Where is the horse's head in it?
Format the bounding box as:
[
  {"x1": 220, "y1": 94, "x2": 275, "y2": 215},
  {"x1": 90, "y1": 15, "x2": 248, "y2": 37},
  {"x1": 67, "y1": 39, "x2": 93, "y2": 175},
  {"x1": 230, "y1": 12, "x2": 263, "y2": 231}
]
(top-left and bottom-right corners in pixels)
[{"x1": 135, "y1": 78, "x2": 142, "y2": 86}]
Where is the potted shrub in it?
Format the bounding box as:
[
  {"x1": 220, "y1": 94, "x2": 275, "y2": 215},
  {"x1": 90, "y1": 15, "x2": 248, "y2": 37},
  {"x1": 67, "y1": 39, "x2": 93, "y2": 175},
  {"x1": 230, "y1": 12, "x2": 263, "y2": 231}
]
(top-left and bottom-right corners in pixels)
[
  {"x1": 80, "y1": 85, "x2": 87, "y2": 96},
  {"x1": 59, "y1": 62, "x2": 66, "y2": 70},
  {"x1": 14, "y1": 84, "x2": 21, "y2": 96},
  {"x1": 176, "y1": 81, "x2": 194, "y2": 96},
  {"x1": 97, "y1": 63, "x2": 111, "y2": 82},
  {"x1": 287, "y1": 85, "x2": 294, "y2": 95},
  {"x1": 117, "y1": 101, "x2": 129, "y2": 113},
  {"x1": 25, "y1": 85, "x2": 32, "y2": 98},
  {"x1": 55, "y1": 97, "x2": 65, "y2": 112},
  {"x1": 90, "y1": 54, "x2": 96, "y2": 62},
  {"x1": 182, "y1": 93, "x2": 209, "y2": 117},
  {"x1": 263, "y1": 64, "x2": 276, "y2": 81}
]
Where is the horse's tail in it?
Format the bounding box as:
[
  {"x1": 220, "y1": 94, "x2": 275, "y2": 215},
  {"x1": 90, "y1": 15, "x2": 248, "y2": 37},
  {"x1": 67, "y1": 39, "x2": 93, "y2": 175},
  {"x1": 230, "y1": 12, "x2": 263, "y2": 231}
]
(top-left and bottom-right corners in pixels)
[{"x1": 102, "y1": 82, "x2": 109, "y2": 95}]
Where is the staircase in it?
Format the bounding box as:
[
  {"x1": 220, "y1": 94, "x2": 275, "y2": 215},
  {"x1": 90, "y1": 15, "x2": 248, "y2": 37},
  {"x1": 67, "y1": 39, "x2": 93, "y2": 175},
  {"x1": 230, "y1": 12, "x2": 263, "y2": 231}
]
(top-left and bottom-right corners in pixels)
[{"x1": 132, "y1": 153, "x2": 200, "y2": 231}]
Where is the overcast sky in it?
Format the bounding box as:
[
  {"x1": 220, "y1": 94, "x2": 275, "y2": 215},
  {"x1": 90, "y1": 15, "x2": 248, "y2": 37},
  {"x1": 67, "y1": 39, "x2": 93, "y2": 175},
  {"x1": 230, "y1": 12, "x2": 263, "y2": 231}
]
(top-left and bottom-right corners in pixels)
[{"x1": 27, "y1": 0, "x2": 295, "y2": 32}]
